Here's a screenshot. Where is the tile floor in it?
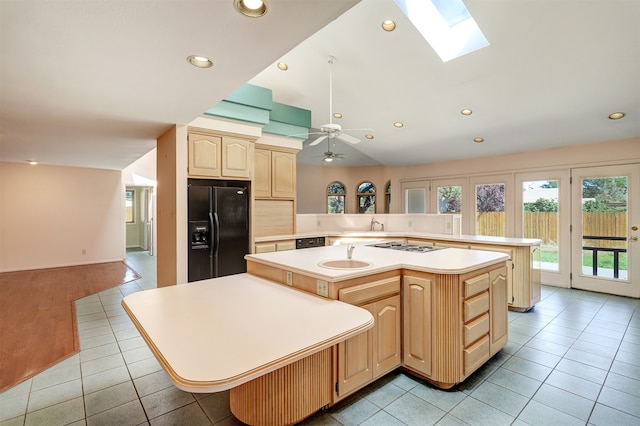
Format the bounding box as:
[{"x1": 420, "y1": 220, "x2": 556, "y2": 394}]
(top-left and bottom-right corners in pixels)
[{"x1": 1, "y1": 250, "x2": 639, "y2": 425}]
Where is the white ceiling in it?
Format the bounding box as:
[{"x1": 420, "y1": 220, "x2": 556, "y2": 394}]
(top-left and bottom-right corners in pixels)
[
  {"x1": 1, "y1": 0, "x2": 638, "y2": 171},
  {"x1": 251, "y1": 0, "x2": 640, "y2": 167},
  {"x1": 0, "y1": 0, "x2": 358, "y2": 170}
]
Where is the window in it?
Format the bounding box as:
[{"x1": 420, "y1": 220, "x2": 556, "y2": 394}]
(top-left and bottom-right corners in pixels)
[
  {"x1": 357, "y1": 181, "x2": 376, "y2": 214},
  {"x1": 125, "y1": 189, "x2": 135, "y2": 223},
  {"x1": 327, "y1": 181, "x2": 346, "y2": 214},
  {"x1": 523, "y1": 180, "x2": 559, "y2": 272},
  {"x1": 475, "y1": 183, "x2": 505, "y2": 236},
  {"x1": 437, "y1": 185, "x2": 462, "y2": 214},
  {"x1": 384, "y1": 181, "x2": 391, "y2": 213},
  {"x1": 395, "y1": 0, "x2": 489, "y2": 62}
]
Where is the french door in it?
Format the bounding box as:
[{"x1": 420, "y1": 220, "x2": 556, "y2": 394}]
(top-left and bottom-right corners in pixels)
[{"x1": 571, "y1": 164, "x2": 640, "y2": 297}]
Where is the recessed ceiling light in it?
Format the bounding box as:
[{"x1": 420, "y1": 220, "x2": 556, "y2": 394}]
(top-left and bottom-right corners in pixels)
[
  {"x1": 461, "y1": 109, "x2": 473, "y2": 116},
  {"x1": 394, "y1": 122, "x2": 404, "y2": 128},
  {"x1": 234, "y1": 0, "x2": 268, "y2": 18},
  {"x1": 473, "y1": 137, "x2": 484, "y2": 143},
  {"x1": 608, "y1": 112, "x2": 625, "y2": 120},
  {"x1": 333, "y1": 113, "x2": 342, "y2": 119},
  {"x1": 187, "y1": 55, "x2": 213, "y2": 68},
  {"x1": 27, "y1": 160, "x2": 38, "y2": 165},
  {"x1": 365, "y1": 134, "x2": 374, "y2": 140},
  {"x1": 382, "y1": 19, "x2": 396, "y2": 31},
  {"x1": 277, "y1": 62, "x2": 288, "y2": 71}
]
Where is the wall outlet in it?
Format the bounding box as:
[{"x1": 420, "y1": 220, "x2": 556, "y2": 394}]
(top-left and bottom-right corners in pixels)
[
  {"x1": 286, "y1": 271, "x2": 293, "y2": 286},
  {"x1": 316, "y1": 280, "x2": 329, "y2": 297},
  {"x1": 408, "y1": 220, "x2": 412, "y2": 227},
  {"x1": 82, "y1": 249, "x2": 86, "y2": 255},
  {"x1": 317, "y1": 220, "x2": 322, "y2": 228}
]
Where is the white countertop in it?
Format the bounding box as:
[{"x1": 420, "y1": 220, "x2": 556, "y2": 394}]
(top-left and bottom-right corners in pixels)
[
  {"x1": 121, "y1": 274, "x2": 374, "y2": 392},
  {"x1": 245, "y1": 242, "x2": 510, "y2": 282},
  {"x1": 255, "y1": 231, "x2": 542, "y2": 247}
]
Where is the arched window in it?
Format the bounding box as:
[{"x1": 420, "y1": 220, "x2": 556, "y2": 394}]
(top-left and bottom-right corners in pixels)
[
  {"x1": 327, "y1": 181, "x2": 346, "y2": 214},
  {"x1": 384, "y1": 181, "x2": 391, "y2": 213},
  {"x1": 357, "y1": 181, "x2": 376, "y2": 214}
]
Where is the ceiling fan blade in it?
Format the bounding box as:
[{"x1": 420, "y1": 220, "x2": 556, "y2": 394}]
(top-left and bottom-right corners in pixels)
[
  {"x1": 336, "y1": 133, "x2": 361, "y2": 145},
  {"x1": 309, "y1": 135, "x2": 328, "y2": 146}
]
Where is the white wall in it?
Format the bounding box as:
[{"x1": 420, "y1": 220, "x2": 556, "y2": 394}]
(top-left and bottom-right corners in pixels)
[{"x1": 0, "y1": 162, "x2": 124, "y2": 272}]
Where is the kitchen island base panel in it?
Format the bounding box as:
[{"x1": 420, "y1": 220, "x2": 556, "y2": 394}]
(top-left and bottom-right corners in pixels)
[{"x1": 230, "y1": 348, "x2": 332, "y2": 426}]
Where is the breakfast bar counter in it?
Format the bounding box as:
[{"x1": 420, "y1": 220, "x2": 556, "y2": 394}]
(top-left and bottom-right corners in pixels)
[{"x1": 121, "y1": 274, "x2": 374, "y2": 425}]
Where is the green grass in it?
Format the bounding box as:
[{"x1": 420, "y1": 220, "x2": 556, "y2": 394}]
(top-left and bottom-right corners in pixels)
[{"x1": 539, "y1": 245, "x2": 628, "y2": 270}]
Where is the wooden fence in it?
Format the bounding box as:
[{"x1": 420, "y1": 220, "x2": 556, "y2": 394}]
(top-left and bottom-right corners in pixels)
[{"x1": 476, "y1": 212, "x2": 627, "y2": 247}]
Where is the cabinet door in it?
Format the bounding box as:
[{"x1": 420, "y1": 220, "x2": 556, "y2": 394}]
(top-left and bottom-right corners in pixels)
[
  {"x1": 188, "y1": 133, "x2": 221, "y2": 177},
  {"x1": 403, "y1": 275, "x2": 432, "y2": 376},
  {"x1": 254, "y1": 149, "x2": 271, "y2": 198},
  {"x1": 337, "y1": 303, "x2": 373, "y2": 397},
  {"x1": 373, "y1": 295, "x2": 401, "y2": 378},
  {"x1": 222, "y1": 137, "x2": 251, "y2": 178},
  {"x1": 271, "y1": 151, "x2": 295, "y2": 198},
  {"x1": 489, "y1": 266, "x2": 508, "y2": 356}
]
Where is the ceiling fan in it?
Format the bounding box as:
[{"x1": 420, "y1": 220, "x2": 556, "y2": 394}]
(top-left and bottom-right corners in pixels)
[
  {"x1": 321, "y1": 139, "x2": 345, "y2": 163},
  {"x1": 306, "y1": 55, "x2": 374, "y2": 147}
]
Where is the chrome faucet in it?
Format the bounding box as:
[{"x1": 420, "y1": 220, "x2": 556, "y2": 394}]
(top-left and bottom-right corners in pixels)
[
  {"x1": 370, "y1": 217, "x2": 384, "y2": 232},
  {"x1": 347, "y1": 244, "x2": 355, "y2": 259}
]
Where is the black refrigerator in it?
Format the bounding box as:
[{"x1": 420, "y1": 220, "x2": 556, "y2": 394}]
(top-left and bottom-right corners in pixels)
[{"x1": 188, "y1": 179, "x2": 249, "y2": 282}]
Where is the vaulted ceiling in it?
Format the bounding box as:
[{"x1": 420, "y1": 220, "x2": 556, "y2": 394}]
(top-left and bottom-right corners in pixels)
[{"x1": 1, "y1": 1, "x2": 638, "y2": 170}]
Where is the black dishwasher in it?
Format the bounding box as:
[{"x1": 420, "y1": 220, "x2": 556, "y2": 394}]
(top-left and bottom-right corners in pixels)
[{"x1": 295, "y1": 237, "x2": 326, "y2": 249}]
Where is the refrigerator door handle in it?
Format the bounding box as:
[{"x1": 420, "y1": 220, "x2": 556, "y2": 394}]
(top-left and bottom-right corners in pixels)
[{"x1": 212, "y1": 211, "x2": 220, "y2": 255}]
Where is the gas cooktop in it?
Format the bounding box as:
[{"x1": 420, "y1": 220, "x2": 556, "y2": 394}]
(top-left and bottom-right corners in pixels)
[{"x1": 368, "y1": 241, "x2": 447, "y2": 253}]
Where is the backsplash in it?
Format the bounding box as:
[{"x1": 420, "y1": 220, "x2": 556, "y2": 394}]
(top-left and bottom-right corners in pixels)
[{"x1": 296, "y1": 214, "x2": 461, "y2": 235}]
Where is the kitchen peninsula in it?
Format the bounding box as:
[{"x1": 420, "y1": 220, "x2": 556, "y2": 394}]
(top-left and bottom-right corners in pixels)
[
  {"x1": 123, "y1": 243, "x2": 509, "y2": 425},
  {"x1": 255, "y1": 229, "x2": 541, "y2": 312}
]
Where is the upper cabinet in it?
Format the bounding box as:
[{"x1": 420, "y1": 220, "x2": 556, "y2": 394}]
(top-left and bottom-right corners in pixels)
[
  {"x1": 254, "y1": 146, "x2": 296, "y2": 199},
  {"x1": 188, "y1": 129, "x2": 253, "y2": 180}
]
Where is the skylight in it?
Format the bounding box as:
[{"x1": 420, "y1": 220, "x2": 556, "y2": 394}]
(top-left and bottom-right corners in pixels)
[{"x1": 395, "y1": 0, "x2": 489, "y2": 62}]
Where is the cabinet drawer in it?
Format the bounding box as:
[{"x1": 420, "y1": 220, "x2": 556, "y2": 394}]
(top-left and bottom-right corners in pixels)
[
  {"x1": 339, "y1": 277, "x2": 400, "y2": 306},
  {"x1": 464, "y1": 335, "x2": 490, "y2": 377},
  {"x1": 276, "y1": 241, "x2": 296, "y2": 251},
  {"x1": 464, "y1": 292, "x2": 489, "y2": 322},
  {"x1": 254, "y1": 243, "x2": 276, "y2": 253},
  {"x1": 464, "y1": 313, "x2": 489, "y2": 347},
  {"x1": 464, "y1": 273, "x2": 489, "y2": 298}
]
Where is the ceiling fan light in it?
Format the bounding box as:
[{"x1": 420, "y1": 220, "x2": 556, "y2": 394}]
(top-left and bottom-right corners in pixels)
[
  {"x1": 324, "y1": 157, "x2": 333, "y2": 162},
  {"x1": 608, "y1": 112, "x2": 625, "y2": 120},
  {"x1": 234, "y1": 0, "x2": 269, "y2": 17}
]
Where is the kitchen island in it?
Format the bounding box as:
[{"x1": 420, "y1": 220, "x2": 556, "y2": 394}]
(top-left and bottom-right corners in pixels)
[
  {"x1": 255, "y1": 231, "x2": 541, "y2": 311},
  {"x1": 246, "y1": 242, "x2": 510, "y2": 398},
  {"x1": 123, "y1": 243, "x2": 509, "y2": 425}
]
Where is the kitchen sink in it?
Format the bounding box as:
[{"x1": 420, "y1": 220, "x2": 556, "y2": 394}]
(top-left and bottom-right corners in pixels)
[{"x1": 318, "y1": 260, "x2": 372, "y2": 269}]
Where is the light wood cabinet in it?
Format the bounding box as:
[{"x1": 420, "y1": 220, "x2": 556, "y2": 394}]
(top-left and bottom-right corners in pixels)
[
  {"x1": 403, "y1": 275, "x2": 432, "y2": 376},
  {"x1": 188, "y1": 132, "x2": 221, "y2": 177},
  {"x1": 254, "y1": 147, "x2": 296, "y2": 199},
  {"x1": 254, "y1": 239, "x2": 296, "y2": 254},
  {"x1": 405, "y1": 237, "x2": 539, "y2": 311},
  {"x1": 401, "y1": 263, "x2": 508, "y2": 388},
  {"x1": 489, "y1": 266, "x2": 508, "y2": 356},
  {"x1": 336, "y1": 277, "x2": 401, "y2": 399},
  {"x1": 188, "y1": 130, "x2": 252, "y2": 179}
]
